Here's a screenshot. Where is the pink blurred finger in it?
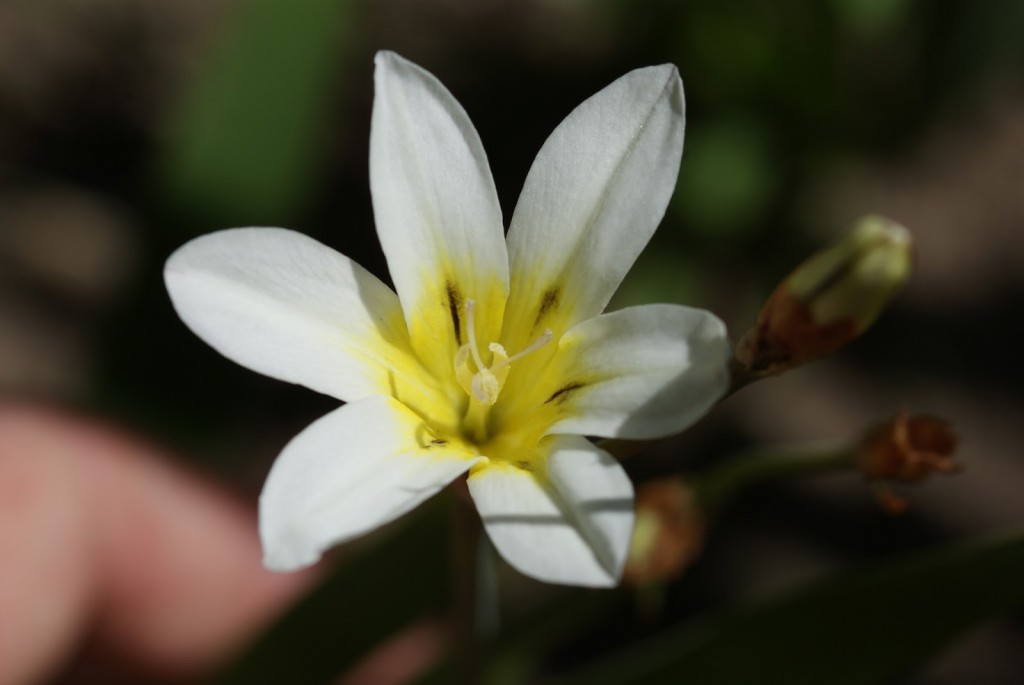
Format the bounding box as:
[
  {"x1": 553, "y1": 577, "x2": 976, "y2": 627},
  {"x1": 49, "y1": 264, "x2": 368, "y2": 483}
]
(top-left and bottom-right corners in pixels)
[{"x1": 0, "y1": 405, "x2": 315, "y2": 684}]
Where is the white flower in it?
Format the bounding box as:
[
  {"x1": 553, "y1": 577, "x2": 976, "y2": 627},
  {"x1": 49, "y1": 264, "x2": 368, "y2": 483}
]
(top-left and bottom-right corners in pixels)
[{"x1": 164, "y1": 51, "x2": 730, "y2": 587}]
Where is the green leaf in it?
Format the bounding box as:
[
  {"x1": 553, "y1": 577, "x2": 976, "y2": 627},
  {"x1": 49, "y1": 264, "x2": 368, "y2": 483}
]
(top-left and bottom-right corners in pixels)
[
  {"x1": 830, "y1": 0, "x2": 914, "y2": 35},
  {"x1": 554, "y1": 530, "x2": 1024, "y2": 685},
  {"x1": 212, "y1": 502, "x2": 450, "y2": 685},
  {"x1": 673, "y1": 116, "x2": 776, "y2": 239},
  {"x1": 161, "y1": 0, "x2": 354, "y2": 227}
]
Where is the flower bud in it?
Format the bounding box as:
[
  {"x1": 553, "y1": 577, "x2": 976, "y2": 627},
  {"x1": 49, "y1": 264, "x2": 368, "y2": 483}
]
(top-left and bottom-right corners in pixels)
[
  {"x1": 856, "y1": 410, "x2": 960, "y2": 513},
  {"x1": 623, "y1": 477, "x2": 705, "y2": 585},
  {"x1": 736, "y1": 215, "x2": 912, "y2": 377}
]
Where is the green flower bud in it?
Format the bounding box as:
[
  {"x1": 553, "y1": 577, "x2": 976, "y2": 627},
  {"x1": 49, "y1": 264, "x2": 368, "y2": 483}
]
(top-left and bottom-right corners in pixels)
[
  {"x1": 789, "y1": 215, "x2": 912, "y2": 330},
  {"x1": 736, "y1": 215, "x2": 912, "y2": 377}
]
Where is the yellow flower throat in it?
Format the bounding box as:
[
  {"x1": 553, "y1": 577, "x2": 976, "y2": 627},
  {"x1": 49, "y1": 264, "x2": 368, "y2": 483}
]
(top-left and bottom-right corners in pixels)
[{"x1": 454, "y1": 299, "x2": 552, "y2": 443}]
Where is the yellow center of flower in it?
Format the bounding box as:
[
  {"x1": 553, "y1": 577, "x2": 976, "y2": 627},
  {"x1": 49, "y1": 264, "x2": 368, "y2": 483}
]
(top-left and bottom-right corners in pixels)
[{"x1": 454, "y1": 299, "x2": 552, "y2": 406}]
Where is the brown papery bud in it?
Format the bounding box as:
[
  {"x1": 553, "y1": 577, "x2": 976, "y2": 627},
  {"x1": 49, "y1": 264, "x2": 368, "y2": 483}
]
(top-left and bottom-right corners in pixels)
[
  {"x1": 856, "y1": 410, "x2": 960, "y2": 513},
  {"x1": 623, "y1": 477, "x2": 705, "y2": 585},
  {"x1": 736, "y1": 215, "x2": 912, "y2": 378}
]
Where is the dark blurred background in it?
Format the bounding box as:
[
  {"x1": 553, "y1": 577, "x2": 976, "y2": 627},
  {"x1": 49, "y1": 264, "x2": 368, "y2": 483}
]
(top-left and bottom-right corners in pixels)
[{"x1": 2, "y1": 1, "x2": 1023, "y2": 682}]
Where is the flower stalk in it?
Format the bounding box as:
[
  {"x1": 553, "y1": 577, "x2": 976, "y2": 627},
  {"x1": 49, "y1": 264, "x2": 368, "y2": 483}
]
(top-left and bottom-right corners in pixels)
[
  {"x1": 450, "y1": 486, "x2": 483, "y2": 684},
  {"x1": 695, "y1": 444, "x2": 857, "y2": 515}
]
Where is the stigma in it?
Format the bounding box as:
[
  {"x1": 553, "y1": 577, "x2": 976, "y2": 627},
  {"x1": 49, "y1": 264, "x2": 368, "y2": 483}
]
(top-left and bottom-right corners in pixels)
[{"x1": 455, "y1": 299, "x2": 552, "y2": 405}]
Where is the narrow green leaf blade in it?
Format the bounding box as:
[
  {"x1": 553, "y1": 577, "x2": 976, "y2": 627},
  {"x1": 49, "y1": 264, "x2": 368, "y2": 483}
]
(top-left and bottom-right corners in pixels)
[
  {"x1": 162, "y1": 0, "x2": 353, "y2": 226},
  {"x1": 556, "y1": 530, "x2": 1024, "y2": 685}
]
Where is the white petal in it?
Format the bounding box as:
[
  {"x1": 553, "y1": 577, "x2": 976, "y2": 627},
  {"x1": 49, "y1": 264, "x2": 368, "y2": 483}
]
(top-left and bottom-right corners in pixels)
[
  {"x1": 547, "y1": 304, "x2": 731, "y2": 439},
  {"x1": 468, "y1": 436, "x2": 634, "y2": 587},
  {"x1": 165, "y1": 228, "x2": 444, "y2": 406},
  {"x1": 370, "y1": 51, "x2": 508, "y2": 382},
  {"x1": 502, "y1": 64, "x2": 685, "y2": 349},
  {"x1": 259, "y1": 395, "x2": 480, "y2": 571}
]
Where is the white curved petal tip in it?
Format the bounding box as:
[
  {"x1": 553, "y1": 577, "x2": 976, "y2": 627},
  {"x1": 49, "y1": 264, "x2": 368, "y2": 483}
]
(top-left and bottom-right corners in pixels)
[
  {"x1": 163, "y1": 227, "x2": 409, "y2": 403},
  {"x1": 469, "y1": 437, "x2": 634, "y2": 587},
  {"x1": 549, "y1": 304, "x2": 731, "y2": 440}
]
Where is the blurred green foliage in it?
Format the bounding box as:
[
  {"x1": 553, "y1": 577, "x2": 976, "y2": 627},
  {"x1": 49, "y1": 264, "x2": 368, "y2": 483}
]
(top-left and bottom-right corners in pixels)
[
  {"x1": 831, "y1": 0, "x2": 914, "y2": 35},
  {"x1": 674, "y1": 116, "x2": 777, "y2": 239},
  {"x1": 162, "y1": 0, "x2": 356, "y2": 228}
]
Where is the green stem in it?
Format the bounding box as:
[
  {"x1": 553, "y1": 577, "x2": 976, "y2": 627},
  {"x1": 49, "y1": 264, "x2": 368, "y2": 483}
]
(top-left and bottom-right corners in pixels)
[{"x1": 695, "y1": 444, "x2": 856, "y2": 516}]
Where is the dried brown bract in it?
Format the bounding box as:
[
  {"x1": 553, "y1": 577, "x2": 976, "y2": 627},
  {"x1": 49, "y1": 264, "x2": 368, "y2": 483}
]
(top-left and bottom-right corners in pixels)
[{"x1": 856, "y1": 411, "x2": 960, "y2": 513}]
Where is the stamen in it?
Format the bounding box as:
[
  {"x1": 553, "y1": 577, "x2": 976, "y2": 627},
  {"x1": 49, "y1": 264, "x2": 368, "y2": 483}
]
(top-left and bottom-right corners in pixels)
[
  {"x1": 493, "y1": 329, "x2": 553, "y2": 370},
  {"x1": 454, "y1": 301, "x2": 554, "y2": 407}
]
